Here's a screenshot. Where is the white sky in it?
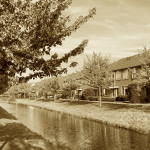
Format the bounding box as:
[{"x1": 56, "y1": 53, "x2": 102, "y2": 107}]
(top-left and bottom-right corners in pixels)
[
  {"x1": 29, "y1": 0, "x2": 150, "y2": 82},
  {"x1": 66, "y1": 0, "x2": 150, "y2": 57}
]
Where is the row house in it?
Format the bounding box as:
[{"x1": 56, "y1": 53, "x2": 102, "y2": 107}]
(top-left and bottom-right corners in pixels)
[{"x1": 106, "y1": 54, "x2": 143, "y2": 97}]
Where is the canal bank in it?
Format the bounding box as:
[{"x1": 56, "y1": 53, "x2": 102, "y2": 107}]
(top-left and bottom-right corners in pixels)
[
  {"x1": 12, "y1": 99, "x2": 150, "y2": 135},
  {"x1": 0, "y1": 106, "x2": 52, "y2": 150}
]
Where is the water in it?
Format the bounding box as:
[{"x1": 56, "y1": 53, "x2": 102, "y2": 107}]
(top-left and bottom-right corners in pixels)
[{"x1": 0, "y1": 103, "x2": 150, "y2": 150}]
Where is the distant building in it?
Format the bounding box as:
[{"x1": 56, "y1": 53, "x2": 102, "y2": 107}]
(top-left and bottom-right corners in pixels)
[
  {"x1": 106, "y1": 54, "x2": 144, "y2": 97},
  {"x1": 61, "y1": 53, "x2": 150, "y2": 99}
]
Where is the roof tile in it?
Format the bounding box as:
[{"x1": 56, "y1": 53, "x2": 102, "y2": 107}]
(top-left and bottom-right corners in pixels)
[{"x1": 111, "y1": 54, "x2": 143, "y2": 71}]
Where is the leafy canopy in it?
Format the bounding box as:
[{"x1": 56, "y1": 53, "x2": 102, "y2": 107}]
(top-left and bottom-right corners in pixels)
[
  {"x1": 0, "y1": 0, "x2": 96, "y2": 93},
  {"x1": 136, "y1": 48, "x2": 150, "y2": 83},
  {"x1": 81, "y1": 53, "x2": 110, "y2": 88}
]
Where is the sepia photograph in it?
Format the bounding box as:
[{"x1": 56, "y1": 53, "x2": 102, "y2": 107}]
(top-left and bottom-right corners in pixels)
[{"x1": 0, "y1": 0, "x2": 150, "y2": 149}]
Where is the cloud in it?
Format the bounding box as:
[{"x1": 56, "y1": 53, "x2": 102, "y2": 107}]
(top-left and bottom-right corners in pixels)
[{"x1": 35, "y1": 0, "x2": 150, "y2": 75}]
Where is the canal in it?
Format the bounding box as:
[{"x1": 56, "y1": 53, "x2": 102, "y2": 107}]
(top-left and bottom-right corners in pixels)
[{"x1": 0, "y1": 103, "x2": 150, "y2": 150}]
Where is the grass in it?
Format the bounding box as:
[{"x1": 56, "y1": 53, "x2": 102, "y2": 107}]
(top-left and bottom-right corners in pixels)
[{"x1": 14, "y1": 99, "x2": 150, "y2": 135}]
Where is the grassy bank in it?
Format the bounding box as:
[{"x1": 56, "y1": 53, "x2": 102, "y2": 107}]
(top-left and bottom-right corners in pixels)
[{"x1": 14, "y1": 99, "x2": 150, "y2": 135}]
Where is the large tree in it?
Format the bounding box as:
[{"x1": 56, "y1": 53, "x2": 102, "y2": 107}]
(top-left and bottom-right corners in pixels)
[
  {"x1": 0, "y1": 0, "x2": 96, "y2": 94},
  {"x1": 137, "y1": 48, "x2": 150, "y2": 82},
  {"x1": 81, "y1": 53, "x2": 110, "y2": 107}
]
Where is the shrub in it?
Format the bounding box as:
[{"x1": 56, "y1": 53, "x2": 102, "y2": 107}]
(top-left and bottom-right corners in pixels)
[
  {"x1": 116, "y1": 95, "x2": 128, "y2": 102},
  {"x1": 87, "y1": 96, "x2": 98, "y2": 101},
  {"x1": 128, "y1": 82, "x2": 144, "y2": 103},
  {"x1": 79, "y1": 95, "x2": 87, "y2": 100},
  {"x1": 143, "y1": 96, "x2": 150, "y2": 103},
  {"x1": 102, "y1": 97, "x2": 115, "y2": 102},
  {"x1": 60, "y1": 90, "x2": 70, "y2": 99},
  {"x1": 82, "y1": 88, "x2": 96, "y2": 100}
]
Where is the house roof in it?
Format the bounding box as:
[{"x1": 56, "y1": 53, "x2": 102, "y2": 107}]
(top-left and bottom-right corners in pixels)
[{"x1": 110, "y1": 54, "x2": 144, "y2": 71}]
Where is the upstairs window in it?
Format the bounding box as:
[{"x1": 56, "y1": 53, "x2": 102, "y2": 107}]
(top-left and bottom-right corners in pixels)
[
  {"x1": 115, "y1": 71, "x2": 121, "y2": 80},
  {"x1": 110, "y1": 72, "x2": 115, "y2": 81},
  {"x1": 131, "y1": 68, "x2": 137, "y2": 79},
  {"x1": 122, "y1": 69, "x2": 128, "y2": 80}
]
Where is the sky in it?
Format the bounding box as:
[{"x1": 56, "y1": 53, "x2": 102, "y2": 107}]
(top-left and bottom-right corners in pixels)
[
  {"x1": 58, "y1": 0, "x2": 150, "y2": 60},
  {"x1": 29, "y1": 0, "x2": 150, "y2": 82}
]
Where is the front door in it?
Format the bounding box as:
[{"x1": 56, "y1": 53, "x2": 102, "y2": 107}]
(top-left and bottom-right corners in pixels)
[{"x1": 113, "y1": 88, "x2": 119, "y2": 97}]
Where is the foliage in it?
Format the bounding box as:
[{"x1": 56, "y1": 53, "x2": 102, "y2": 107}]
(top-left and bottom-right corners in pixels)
[
  {"x1": 86, "y1": 96, "x2": 98, "y2": 101},
  {"x1": 34, "y1": 79, "x2": 52, "y2": 98},
  {"x1": 7, "y1": 83, "x2": 31, "y2": 96},
  {"x1": 50, "y1": 78, "x2": 61, "y2": 95},
  {"x1": 0, "y1": 0, "x2": 96, "y2": 93},
  {"x1": 81, "y1": 53, "x2": 110, "y2": 89},
  {"x1": 127, "y1": 82, "x2": 144, "y2": 103},
  {"x1": 0, "y1": 74, "x2": 8, "y2": 94},
  {"x1": 62, "y1": 79, "x2": 78, "y2": 99},
  {"x1": 63, "y1": 79, "x2": 78, "y2": 91},
  {"x1": 29, "y1": 77, "x2": 61, "y2": 100},
  {"x1": 127, "y1": 48, "x2": 150, "y2": 103},
  {"x1": 101, "y1": 97, "x2": 115, "y2": 102},
  {"x1": 60, "y1": 89, "x2": 70, "y2": 99},
  {"x1": 115, "y1": 95, "x2": 128, "y2": 102},
  {"x1": 143, "y1": 96, "x2": 150, "y2": 103},
  {"x1": 136, "y1": 48, "x2": 150, "y2": 83},
  {"x1": 81, "y1": 88, "x2": 95, "y2": 100},
  {"x1": 81, "y1": 53, "x2": 110, "y2": 106}
]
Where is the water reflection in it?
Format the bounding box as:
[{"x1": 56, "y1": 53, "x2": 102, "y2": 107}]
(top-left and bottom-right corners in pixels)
[{"x1": 0, "y1": 103, "x2": 150, "y2": 150}]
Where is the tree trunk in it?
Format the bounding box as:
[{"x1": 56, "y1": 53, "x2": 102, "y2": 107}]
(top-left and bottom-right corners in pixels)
[
  {"x1": 70, "y1": 90, "x2": 73, "y2": 101},
  {"x1": 54, "y1": 94, "x2": 56, "y2": 101},
  {"x1": 44, "y1": 93, "x2": 47, "y2": 100},
  {"x1": 98, "y1": 86, "x2": 102, "y2": 108},
  {"x1": 0, "y1": 73, "x2": 8, "y2": 95},
  {"x1": 72, "y1": 91, "x2": 75, "y2": 101}
]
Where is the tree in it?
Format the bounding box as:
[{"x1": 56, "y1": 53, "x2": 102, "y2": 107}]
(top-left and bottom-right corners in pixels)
[
  {"x1": 50, "y1": 77, "x2": 61, "y2": 101},
  {"x1": 6, "y1": 85, "x2": 19, "y2": 99},
  {"x1": 81, "y1": 53, "x2": 110, "y2": 107},
  {"x1": 0, "y1": 0, "x2": 96, "y2": 93},
  {"x1": 62, "y1": 79, "x2": 78, "y2": 100},
  {"x1": 7, "y1": 83, "x2": 31, "y2": 99},
  {"x1": 34, "y1": 79, "x2": 52, "y2": 99},
  {"x1": 137, "y1": 48, "x2": 150, "y2": 83},
  {"x1": 128, "y1": 48, "x2": 150, "y2": 103}
]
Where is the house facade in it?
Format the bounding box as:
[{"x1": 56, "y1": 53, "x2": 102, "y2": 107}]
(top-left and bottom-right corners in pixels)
[{"x1": 106, "y1": 54, "x2": 143, "y2": 97}]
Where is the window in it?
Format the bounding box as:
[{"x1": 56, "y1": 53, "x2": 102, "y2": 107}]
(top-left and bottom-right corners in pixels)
[
  {"x1": 122, "y1": 69, "x2": 128, "y2": 79},
  {"x1": 115, "y1": 71, "x2": 121, "y2": 80},
  {"x1": 110, "y1": 72, "x2": 115, "y2": 81},
  {"x1": 122, "y1": 86, "x2": 128, "y2": 95},
  {"x1": 131, "y1": 68, "x2": 137, "y2": 79}
]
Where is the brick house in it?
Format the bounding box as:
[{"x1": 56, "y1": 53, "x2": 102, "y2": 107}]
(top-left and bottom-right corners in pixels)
[{"x1": 106, "y1": 54, "x2": 144, "y2": 97}]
